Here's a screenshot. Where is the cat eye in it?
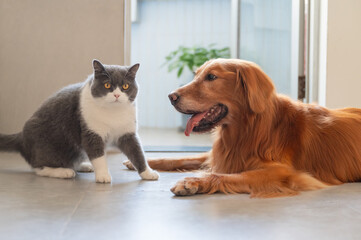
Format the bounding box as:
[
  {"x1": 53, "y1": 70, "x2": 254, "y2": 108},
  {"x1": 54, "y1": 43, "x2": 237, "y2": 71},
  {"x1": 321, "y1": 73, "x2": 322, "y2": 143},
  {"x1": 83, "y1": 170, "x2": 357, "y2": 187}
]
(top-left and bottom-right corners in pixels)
[
  {"x1": 206, "y1": 74, "x2": 217, "y2": 81},
  {"x1": 122, "y1": 84, "x2": 129, "y2": 90},
  {"x1": 104, "y1": 83, "x2": 111, "y2": 89}
]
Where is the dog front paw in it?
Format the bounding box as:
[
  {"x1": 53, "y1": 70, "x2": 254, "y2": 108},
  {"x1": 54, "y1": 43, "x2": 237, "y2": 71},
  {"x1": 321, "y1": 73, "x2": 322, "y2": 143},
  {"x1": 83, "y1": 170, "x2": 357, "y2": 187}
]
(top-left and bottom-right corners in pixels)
[
  {"x1": 171, "y1": 177, "x2": 201, "y2": 196},
  {"x1": 139, "y1": 168, "x2": 159, "y2": 180},
  {"x1": 95, "y1": 172, "x2": 112, "y2": 183},
  {"x1": 123, "y1": 160, "x2": 136, "y2": 170}
]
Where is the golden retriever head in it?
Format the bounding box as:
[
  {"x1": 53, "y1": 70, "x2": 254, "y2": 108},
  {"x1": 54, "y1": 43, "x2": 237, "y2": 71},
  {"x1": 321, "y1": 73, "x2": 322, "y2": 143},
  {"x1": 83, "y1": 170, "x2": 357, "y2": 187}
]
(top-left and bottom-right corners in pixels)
[{"x1": 168, "y1": 59, "x2": 275, "y2": 136}]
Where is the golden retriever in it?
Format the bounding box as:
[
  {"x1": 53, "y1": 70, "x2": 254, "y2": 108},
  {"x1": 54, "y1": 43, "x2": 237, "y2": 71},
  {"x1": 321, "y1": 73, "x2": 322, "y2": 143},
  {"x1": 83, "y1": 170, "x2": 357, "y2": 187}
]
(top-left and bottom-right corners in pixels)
[{"x1": 125, "y1": 59, "x2": 361, "y2": 198}]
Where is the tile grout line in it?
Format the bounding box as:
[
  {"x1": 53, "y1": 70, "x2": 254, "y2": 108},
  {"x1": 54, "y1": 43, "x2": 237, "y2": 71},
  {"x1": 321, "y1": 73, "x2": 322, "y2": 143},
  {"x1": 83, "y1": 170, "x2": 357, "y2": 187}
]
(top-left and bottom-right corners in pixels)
[
  {"x1": 348, "y1": 205, "x2": 361, "y2": 215},
  {"x1": 59, "y1": 191, "x2": 86, "y2": 236}
]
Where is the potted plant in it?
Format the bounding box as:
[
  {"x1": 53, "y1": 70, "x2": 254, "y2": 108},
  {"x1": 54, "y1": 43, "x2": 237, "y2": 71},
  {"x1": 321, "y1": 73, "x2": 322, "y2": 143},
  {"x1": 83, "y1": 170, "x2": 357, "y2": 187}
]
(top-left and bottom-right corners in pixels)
[
  {"x1": 164, "y1": 44, "x2": 231, "y2": 131},
  {"x1": 164, "y1": 44, "x2": 231, "y2": 78}
]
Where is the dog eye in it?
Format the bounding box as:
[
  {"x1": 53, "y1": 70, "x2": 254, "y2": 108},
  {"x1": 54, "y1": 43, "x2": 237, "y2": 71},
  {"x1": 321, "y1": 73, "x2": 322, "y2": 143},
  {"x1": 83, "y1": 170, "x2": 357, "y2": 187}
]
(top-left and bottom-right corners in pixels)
[{"x1": 206, "y1": 74, "x2": 217, "y2": 81}]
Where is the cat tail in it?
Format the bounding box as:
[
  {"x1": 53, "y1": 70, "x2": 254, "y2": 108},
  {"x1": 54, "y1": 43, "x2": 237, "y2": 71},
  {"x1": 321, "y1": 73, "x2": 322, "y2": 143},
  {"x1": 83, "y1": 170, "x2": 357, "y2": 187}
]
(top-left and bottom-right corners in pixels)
[{"x1": 0, "y1": 132, "x2": 23, "y2": 153}]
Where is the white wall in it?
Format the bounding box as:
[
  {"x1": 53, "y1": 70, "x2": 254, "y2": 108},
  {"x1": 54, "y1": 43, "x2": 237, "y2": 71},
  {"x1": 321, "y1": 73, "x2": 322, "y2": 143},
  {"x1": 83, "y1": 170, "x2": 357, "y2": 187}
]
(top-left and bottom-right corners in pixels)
[
  {"x1": 0, "y1": 0, "x2": 127, "y2": 133},
  {"x1": 324, "y1": 0, "x2": 361, "y2": 108}
]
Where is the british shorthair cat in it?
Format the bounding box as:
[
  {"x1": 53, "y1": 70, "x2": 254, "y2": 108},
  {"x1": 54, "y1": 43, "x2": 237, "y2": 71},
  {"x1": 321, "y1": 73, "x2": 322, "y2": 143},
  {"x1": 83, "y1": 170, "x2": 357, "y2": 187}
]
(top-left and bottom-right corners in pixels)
[{"x1": 0, "y1": 59, "x2": 159, "y2": 183}]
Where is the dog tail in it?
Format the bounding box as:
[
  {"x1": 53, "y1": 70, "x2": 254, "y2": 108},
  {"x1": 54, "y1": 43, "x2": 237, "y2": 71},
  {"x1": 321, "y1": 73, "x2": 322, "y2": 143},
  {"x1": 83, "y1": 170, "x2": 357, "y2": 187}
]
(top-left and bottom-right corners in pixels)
[{"x1": 0, "y1": 132, "x2": 23, "y2": 153}]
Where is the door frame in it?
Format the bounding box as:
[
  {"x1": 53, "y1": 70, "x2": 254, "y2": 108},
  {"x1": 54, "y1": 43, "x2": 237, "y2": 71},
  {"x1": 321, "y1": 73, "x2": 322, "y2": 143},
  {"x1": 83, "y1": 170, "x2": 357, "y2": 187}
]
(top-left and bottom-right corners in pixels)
[{"x1": 124, "y1": 0, "x2": 132, "y2": 65}]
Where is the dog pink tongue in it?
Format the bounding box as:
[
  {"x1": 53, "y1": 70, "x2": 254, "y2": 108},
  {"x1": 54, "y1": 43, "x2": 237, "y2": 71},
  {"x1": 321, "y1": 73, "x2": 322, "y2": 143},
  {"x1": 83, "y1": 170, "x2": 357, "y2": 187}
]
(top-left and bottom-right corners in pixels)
[{"x1": 185, "y1": 112, "x2": 207, "y2": 136}]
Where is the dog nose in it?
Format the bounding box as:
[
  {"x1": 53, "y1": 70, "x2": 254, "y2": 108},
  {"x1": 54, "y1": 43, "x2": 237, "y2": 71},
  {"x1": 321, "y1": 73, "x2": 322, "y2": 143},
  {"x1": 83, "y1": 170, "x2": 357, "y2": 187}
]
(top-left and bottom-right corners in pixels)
[{"x1": 168, "y1": 92, "x2": 180, "y2": 106}]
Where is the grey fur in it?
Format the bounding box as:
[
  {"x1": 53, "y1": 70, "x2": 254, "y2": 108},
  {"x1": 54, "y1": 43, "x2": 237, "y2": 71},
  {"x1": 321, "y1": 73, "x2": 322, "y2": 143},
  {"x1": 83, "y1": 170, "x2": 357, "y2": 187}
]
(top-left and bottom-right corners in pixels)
[
  {"x1": 91, "y1": 59, "x2": 139, "y2": 102},
  {"x1": 0, "y1": 60, "x2": 144, "y2": 173},
  {"x1": 0, "y1": 133, "x2": 22, "y2": 152},
  {"x1": 81, "y1": 129, "x2": 104, "y2": 160},
  {"x1": 117, "y1": 133, "x2": 146, "y2": 173},
  {"x1": 19, "y1": 82, "x2": 84, "y2": 168}
]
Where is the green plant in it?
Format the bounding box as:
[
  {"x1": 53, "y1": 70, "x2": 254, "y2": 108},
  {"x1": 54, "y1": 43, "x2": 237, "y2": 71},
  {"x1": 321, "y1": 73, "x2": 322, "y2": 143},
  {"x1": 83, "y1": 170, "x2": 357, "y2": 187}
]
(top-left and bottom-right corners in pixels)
[{"x1": 164, "y1": 44, "x2": 231, "y2": 78}]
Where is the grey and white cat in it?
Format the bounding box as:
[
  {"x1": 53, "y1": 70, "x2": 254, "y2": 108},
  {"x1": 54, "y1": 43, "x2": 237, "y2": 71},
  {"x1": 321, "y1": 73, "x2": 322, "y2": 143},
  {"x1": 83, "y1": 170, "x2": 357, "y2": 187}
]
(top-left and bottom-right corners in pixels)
[{"x1": 0, "y1": 59, "x2": 159, "y2": 183}]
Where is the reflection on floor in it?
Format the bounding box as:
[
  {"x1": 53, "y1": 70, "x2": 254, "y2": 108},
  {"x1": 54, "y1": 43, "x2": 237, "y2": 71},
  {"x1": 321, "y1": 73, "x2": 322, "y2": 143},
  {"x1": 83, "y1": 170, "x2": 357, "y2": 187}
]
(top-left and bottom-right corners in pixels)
[{"x1": 1, "y1": 152, "x2": 361, "y2": 240}]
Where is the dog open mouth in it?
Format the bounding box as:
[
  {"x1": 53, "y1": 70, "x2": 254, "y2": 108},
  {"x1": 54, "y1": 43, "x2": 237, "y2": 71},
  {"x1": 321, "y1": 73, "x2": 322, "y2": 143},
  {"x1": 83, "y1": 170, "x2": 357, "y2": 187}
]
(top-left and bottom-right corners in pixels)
[{"x1": 185, "y1": 104, "x2": 228, "y2": 136}]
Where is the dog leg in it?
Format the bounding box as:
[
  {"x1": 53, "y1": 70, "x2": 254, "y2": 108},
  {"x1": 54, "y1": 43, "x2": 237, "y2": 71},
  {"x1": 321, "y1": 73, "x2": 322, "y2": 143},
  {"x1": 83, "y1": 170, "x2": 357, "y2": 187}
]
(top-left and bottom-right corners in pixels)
[
  {"x1": 123, "y1": 152, "x2": 210, "y2": 171},
  {"x1": 171, "y1": 165, "x2": 328, "y2": 198}
]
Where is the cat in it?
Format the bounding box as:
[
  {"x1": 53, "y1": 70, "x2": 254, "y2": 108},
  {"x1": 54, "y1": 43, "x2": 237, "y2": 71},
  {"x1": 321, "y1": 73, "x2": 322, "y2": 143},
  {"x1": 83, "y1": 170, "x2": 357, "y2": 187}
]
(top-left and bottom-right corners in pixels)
[{"x1": 0, "y1": 59, "x2": 159, "y2": 183}]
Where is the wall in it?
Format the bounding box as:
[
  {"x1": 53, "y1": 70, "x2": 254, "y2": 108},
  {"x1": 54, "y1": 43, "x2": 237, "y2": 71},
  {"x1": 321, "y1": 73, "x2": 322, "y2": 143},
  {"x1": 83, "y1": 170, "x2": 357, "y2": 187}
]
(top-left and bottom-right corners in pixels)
[
  {"x1": 0, "y1": 0, "x2": 126, "y2": 133},
  {"x1": 131, "y1": 0, "x2": 231, "y2": 128},
  {"x1": 325, "y1": 0, "x2": 361, "y2": 108}
]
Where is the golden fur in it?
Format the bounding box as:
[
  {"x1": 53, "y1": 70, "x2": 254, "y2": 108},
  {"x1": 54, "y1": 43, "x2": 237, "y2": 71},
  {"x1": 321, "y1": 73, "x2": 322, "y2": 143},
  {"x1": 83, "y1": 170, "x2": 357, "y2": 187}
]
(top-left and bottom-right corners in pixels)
[{"x1": 125, "y1": 59, "x2": 361, "y2": 198}]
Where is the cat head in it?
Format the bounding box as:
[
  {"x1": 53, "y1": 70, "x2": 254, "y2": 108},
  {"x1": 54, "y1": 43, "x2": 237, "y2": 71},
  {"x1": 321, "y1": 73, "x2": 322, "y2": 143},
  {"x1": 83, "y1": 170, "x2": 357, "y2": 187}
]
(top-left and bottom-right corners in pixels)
[{"x1": 90, "y1": 59, "x2": 140, "y2": 104}]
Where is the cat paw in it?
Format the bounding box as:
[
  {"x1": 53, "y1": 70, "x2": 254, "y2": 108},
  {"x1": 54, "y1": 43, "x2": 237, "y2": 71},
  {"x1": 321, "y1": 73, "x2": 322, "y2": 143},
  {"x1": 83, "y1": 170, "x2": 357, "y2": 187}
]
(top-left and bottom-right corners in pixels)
[
  {"x1": 171, "y1": 177, "x2": 200, "y2": 196},
  {"x1": 95, "y1": 172, "x2": 112, "y2": 183},
  {"x1": 123, "y1": 160, "x2": 135, "y2": 170},
  {"x1": 139, "y1": 168, "x2": 159, "y2": 180},
  {"x1": 63, "y1": 169, "x2": 76, "y2": 178},
  {"x1": 35, "y1": 167, "x2": 76, "y2": 179},
  {"x1": 77, "y1": 162, "x2": 94, "y2": 172}
]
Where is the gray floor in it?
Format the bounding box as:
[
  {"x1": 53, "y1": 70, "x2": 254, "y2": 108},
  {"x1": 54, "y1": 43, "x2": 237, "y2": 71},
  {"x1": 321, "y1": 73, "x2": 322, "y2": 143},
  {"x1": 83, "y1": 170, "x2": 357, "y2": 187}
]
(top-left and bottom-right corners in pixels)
[{"x1": 1, "y1": 152, "x2": 361, "y2": 240}]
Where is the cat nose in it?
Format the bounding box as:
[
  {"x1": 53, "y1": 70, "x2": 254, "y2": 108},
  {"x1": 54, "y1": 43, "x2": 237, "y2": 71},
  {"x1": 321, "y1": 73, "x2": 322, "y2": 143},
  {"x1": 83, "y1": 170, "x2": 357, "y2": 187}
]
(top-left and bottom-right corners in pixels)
[
  {"x1": 114, "y1": 94, "x2": 120, "y2": 99},
  {"x1": 168, "y1": 92, "x2": 180, "y2": 106}
]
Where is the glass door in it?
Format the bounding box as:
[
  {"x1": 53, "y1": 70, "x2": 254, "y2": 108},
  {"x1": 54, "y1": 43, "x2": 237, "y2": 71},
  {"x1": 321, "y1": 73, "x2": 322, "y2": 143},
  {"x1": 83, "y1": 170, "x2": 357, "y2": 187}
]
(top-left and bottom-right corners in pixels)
[
  {"x1": 236, "y1": 0, "x2": 304, "y2": 100},
  {"x1": 131, "y1": 0, "x2": 304, "y2": 150}
]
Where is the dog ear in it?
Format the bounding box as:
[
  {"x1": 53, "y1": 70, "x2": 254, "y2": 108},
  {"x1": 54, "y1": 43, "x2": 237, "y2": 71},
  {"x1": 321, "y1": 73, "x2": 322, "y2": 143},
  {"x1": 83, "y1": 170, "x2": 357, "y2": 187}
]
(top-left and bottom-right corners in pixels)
[{"x1": 237, "y1": 64, "x2": 275, "y2": 113}]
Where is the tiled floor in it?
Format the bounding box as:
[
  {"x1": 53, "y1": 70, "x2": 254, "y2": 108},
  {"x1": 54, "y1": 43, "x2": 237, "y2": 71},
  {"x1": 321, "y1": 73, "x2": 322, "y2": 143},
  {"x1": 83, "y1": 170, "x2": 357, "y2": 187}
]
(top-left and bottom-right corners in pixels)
[{"x1": 1, "y1": 151, "x2": 361, "y2": 240}]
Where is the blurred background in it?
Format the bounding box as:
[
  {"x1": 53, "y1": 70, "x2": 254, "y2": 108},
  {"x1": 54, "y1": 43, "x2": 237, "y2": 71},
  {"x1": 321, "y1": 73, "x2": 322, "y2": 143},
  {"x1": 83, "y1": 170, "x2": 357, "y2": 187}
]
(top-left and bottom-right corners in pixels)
[{"x1": 1, "y1": 0, "x2": 361, "y2": 149}]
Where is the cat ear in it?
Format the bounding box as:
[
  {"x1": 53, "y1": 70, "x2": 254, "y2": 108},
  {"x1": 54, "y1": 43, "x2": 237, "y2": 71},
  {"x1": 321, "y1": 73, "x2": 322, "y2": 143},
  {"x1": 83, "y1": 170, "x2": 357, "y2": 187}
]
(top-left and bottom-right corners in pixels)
[
  {"x1": 92, "y1": 59, "x2": 105, "y2": 73},
  {"x1": 127, "y1": 63, "x2": 140, "y2": 78}
]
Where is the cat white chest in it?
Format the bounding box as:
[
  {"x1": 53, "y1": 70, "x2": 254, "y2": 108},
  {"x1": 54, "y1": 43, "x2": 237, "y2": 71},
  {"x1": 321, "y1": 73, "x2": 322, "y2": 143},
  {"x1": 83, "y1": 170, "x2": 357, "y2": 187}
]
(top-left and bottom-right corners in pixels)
[{"x1": 80, "y1": 84, "x2": 137, "y2": 142}]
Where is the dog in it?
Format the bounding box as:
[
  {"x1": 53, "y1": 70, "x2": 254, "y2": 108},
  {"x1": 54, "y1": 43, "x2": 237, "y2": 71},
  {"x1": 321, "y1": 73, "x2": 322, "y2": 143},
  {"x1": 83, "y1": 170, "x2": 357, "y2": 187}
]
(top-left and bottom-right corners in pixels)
[{"x1": 124, "y1": 58, "x2": 361, "y2": 198}]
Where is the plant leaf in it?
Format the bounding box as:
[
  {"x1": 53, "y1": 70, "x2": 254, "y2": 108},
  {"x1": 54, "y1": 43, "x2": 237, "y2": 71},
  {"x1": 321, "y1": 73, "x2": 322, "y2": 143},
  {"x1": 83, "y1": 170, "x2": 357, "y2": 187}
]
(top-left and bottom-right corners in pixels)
[
  {"x1": 168, "y1": 61, "x2": 181, "y2": 72},
  {"x1": 164, "y1": 44, "x2": 231, "y2": 77},
  {"x1": 177, "y1": 65, "x2": 184, "y2": 78}
]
